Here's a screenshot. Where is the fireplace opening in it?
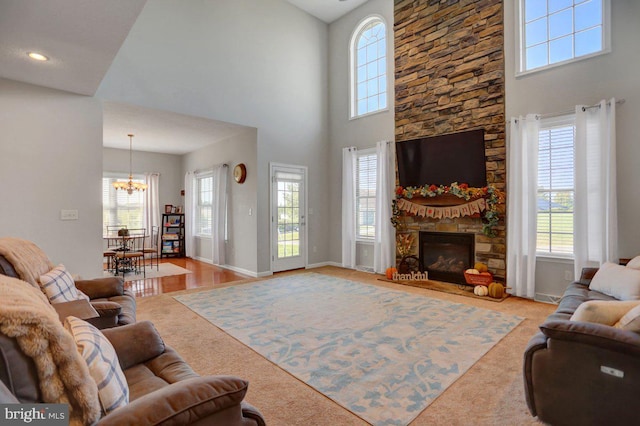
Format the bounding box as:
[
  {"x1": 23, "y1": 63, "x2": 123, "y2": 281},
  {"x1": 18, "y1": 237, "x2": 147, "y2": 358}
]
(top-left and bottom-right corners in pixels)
[{"x1": 419, "y1": 232, "x2": 475, "y2": 284}]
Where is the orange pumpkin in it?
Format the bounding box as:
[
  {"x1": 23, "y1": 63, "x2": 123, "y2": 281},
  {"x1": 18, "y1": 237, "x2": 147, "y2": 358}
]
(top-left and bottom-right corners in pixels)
[
  {"x1": 488, "y1": 282, "x2": 505, "y2": 299},
  {"x1": 386, "y1": 267, "x2": 398, "y2": 280}
]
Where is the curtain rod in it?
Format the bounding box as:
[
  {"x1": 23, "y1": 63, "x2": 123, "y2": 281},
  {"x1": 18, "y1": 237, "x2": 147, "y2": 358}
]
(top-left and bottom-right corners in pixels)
[
  {"x1": 193, "y1": 163, "x2": 228, "y2": 175},
  {"x1": 535, "y1": 98, "x2": 625, "y2": 120}
]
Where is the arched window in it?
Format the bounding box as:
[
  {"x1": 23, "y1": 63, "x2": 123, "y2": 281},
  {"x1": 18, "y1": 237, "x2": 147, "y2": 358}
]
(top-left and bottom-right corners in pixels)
[{"x1": 350, "y1": 16, "x2": 387, "y2": 118}]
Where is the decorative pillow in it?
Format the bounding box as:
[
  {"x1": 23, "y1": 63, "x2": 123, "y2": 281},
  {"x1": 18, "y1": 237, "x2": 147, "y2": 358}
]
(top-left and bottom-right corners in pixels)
[
  {"x1": 64, "y1": 316, "x2": 129, "y2": 414},
  {"x1": 39, "y1": 264, "x2": 90, "y2": 303},
  {"x1": 615, "y1": 304, "x2": 640, "y2": 332},
  {"x1": 76, "y1": 288, "x2": 91, "y2": 301},
  {"x1": 570, "y1": 300, "x2": 640, "y2": 326},
  {"x1": 589, "y1": 262, "x2": 640, "y2": 300},
  {"x1": 626, "y1": 256, "x2": 640, "y2": 270}
]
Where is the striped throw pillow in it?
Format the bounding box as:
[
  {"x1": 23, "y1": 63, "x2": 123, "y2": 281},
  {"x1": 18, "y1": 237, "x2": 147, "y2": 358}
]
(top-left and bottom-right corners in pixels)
[
  {"x1": 39, "y1": 264, "x2": 90, "y2": 303},
  {"x1": 64, "y1": 316, "x2": 129, "y2": 414}
]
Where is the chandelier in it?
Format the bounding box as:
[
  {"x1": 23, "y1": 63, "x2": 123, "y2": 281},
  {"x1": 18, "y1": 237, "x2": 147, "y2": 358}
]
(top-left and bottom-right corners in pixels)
[{"x1": 112, "y1": 134, "x2": 148, "y2": 194}]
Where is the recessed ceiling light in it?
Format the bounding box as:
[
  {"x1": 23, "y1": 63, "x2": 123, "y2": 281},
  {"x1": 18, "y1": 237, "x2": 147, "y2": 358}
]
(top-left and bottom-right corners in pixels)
[{"x1": 27, "y1": 52, "x2": 49, "y2": 61}]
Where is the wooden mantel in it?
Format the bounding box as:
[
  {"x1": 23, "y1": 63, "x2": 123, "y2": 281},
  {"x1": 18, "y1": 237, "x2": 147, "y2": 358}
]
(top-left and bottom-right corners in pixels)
[{"x1": 403, "y1": 194, "x2": 484, "y2": 207}]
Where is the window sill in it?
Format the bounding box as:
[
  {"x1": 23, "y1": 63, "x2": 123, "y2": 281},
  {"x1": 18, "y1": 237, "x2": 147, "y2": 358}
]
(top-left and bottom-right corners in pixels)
[
  {"x1": 516, "y1": 49, "x2": 611, "y2": 79},
  {"x1": 536, "y1": 254, "x2": 574, "y2": 265},
  {"x1": 356, "y1": 239, "x2": 375, "y2": 245},
  {"x1": 195, "y1": 235, "x2": 212, "y2": 240},
  {"x1": 349, "y1": 107, "x2": 390, "y2": 121}
]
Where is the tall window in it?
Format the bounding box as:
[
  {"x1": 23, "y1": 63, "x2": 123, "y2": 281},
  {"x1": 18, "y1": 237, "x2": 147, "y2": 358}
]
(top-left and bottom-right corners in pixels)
[
  {"x1": 356, "y1": 150, "x2": 377, "y2": 240},
  {"x1": 537, "y1": 115, "x2": 575, "y2": 256},
  {"x1": 351, "y1": 16, "x2": 387, "y2": 118},
  {"x1": 102, "y1": 174, "x2": 144, "y2": 230},
  {"x1": 519, "y1": 0, "x2": 609, "y2": 73},
  {"x1": 196, "y1": 174, "x2": 213, "y2": 236}
]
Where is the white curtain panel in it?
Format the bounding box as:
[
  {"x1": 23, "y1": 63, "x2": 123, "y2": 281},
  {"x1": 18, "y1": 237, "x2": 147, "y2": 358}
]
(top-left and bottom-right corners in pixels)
[
  {"x1": 574, "y1": 99, "x2": 618, "y2": 277},
  {"x1": 143, "y1": 172, "x2": 160, "y2": 246},
  {"x1": 184, "y1": 171, "x2": 195, "y2": 258},
  {"x1": 211, "y1": 164, "x2": 228, "y2": 266},
  {"x1": 373, "y1": 140, "x2": 396, "y2": 274},
  {"x1": 506, "y1": 114, "x2": 540, "y2": 299},
  {"x1": 342, "y1": 147, "x2": 357, "y2": 269}
]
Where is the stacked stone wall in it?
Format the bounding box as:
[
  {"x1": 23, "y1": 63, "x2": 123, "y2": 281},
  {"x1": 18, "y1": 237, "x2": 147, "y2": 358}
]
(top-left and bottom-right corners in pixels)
[{"x1": 394, "y1": 0, "x2": 506, "y2": 278}]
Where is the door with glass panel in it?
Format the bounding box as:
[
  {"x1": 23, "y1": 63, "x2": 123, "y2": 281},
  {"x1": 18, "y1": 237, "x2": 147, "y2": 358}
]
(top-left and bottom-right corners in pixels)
[{"x1": 271, "y1": 164, "x2": 307, "y2": 272}]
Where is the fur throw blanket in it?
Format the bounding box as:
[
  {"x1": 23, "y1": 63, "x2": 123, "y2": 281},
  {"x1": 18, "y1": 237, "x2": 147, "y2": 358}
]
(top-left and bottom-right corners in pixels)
[
  {"x1": 0, "y1": 275, "x2": 100, "y2": 425},
  {"x1": 0, "y1": 237, "x2": 54, "y2": 287}
]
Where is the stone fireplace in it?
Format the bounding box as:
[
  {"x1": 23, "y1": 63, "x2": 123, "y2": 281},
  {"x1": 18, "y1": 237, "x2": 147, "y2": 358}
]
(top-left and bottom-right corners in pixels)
[
  {"x1": 420, "y1": 231, "x2": 474, "y2": 284},
  {"x1": 394, "y1": 0, "x2": 507, "y2": 281}
]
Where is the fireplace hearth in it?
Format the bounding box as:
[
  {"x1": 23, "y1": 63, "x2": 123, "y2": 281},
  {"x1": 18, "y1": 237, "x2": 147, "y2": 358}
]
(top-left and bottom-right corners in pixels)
[{"x1": 419, "y1": 232, "x2": 475, "y2": 284}]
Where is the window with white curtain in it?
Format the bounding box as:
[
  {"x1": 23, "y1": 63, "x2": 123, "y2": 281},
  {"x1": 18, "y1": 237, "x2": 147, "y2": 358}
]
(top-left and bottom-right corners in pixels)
[
  {"x1": 518, "y1": 0, "x2": 609, "y2": 74},
  {"x1": 102, "y1": 173, "x2": 144, "y2": 230},
  {"x1": 350, "y1": 16, "x2": 387, "y2": 118},
  {"x1": 196, "y1": 173, "x2": 213, "y2": 236},
  {"x1": 356, "y1": 149, "x2": 377, "y2": 240},
  {"x1": 537, "y1": 115, "x2": 575, "y2": 256}
]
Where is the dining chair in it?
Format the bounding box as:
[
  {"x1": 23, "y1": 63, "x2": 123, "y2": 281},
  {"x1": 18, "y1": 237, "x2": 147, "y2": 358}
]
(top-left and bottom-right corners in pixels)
[
  {"x1": 114, "y1": 229, "x2": 145, "y2": 279},
  {"x1": 106, "y1": 224, "x2": 127, "y2": 234},
  {"x1": 104, "y1": 225, "x2": 127, "y2": 272},
  {"x1": 105, "y1": 225, "x2": 128, "y2": 249},
  {"x1": 142, "y1": 225, "x2": 160, "y2": 271},
  {"x1": 103, "y1": 249, "x2": 117, "y2": 272}
]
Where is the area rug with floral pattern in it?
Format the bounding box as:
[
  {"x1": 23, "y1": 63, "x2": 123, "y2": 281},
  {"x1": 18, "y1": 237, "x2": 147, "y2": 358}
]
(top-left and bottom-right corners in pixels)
[{"x1": 175, "y1": 272, "x2": 523, "y2": 426}]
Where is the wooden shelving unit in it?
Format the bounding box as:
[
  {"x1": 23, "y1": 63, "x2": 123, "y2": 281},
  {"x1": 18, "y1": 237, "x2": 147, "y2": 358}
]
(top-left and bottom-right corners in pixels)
[{"x1": 161, "y1": 213, "x2": 185, "y2": 258}]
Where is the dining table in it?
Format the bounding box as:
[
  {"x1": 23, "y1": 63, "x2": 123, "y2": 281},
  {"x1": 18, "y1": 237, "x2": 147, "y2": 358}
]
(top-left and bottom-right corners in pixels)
[{"x1": 103, "y1": 233, "x2": 143, "y2": 277}]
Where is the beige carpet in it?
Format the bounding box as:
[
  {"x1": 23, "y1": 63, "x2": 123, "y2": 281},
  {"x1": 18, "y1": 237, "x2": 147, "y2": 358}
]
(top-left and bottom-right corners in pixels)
[{"x1": 135, "y1": 266, "x2": 554, "y2": 425}]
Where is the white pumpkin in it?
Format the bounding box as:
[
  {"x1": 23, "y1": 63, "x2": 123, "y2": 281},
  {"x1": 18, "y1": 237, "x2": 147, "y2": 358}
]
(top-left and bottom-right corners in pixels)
[
  {"x1": 465, "y1": 268, "x2": 480, "y2": 275},
  {"x1": 474, "y1": 285, "x2": 488, "y2": 296}
]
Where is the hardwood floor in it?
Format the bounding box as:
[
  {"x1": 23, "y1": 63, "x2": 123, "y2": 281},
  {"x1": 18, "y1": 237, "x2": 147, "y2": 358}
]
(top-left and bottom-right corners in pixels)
[{"x1": 124, "y1": 258, "x2": 250, "y2": 298}]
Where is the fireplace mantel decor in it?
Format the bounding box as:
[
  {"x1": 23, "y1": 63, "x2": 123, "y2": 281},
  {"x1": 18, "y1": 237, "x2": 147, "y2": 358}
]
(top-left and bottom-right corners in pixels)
[{"x1": 392, "y1": 182, "x2": 505, "y2": 237}]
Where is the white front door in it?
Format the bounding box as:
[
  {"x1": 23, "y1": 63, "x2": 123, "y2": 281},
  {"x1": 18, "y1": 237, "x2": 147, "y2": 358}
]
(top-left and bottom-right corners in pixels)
[{"x1": 270, "y1": 163, "x2": 307, "y2": 272}]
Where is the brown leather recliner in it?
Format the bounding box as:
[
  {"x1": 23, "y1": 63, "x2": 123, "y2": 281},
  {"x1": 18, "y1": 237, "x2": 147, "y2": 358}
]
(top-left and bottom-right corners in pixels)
[
  {"x1": 0, "y1": 274, "x2": 265, "y2": 426},
  {"x1": 0, "y1": 322, "x2": 265, "y2": 426},
  {"x1": 524, "y1": 268, "x2": 640, "y2": 425},
  {"x1": 0, "y1": 237, "x2": 135, "y2": 328}
]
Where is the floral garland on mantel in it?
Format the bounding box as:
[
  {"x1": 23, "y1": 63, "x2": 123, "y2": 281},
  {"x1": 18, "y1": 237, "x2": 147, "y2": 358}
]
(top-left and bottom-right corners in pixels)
[{"x1": 391, "y1": 182, "x2": 505, "y2": 237}]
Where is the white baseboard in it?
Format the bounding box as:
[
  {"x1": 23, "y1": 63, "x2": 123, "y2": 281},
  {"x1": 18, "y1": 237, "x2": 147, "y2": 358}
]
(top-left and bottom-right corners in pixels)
[
  {"x1": 222, "y1": 264, "x2": 264, "y2": 278},
  {"x1": 190, "y1": 256, "x2": 262, "y2": 278},
  {"x1": 307, "y1": 261, "x2": 342, "y2": 269},
  {"x1": 220, "y1": 261, "x2": 348, "y2": 277},
  {"x1": 534, "y1": 292, "x2": 561, "y2": 304}
]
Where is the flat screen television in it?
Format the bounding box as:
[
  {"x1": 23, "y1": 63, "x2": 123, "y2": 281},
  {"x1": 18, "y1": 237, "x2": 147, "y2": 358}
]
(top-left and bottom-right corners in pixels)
[{"x1": 396, "y1": 129, "x2": 487, "y2": 188}]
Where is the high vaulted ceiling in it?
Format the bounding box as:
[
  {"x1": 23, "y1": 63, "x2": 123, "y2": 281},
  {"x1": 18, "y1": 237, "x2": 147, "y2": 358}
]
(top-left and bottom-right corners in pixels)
[
  {"x1": 0, "y1": 0, "x2": 367, "y2": 98},
  {"x1": 0, "y1": 0, "x2": 368, "y2": 153},
  {"x1": 287, "y1": 0, "x2": 369, "y2": 23},
  {"x1": 0, "y1": 0, "x2": 147, "y2": 96}
]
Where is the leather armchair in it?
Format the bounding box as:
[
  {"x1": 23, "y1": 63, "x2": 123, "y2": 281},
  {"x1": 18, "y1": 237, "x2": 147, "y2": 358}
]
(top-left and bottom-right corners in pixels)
[
  {"x1": 524, "y1": 268, "x2": 640, "y2": 425},
  {"x1": 0, "y1": 237, "x2": 135, "y2": 328},
  {"x1": 0, "y1": 319, "x2": 265, "y2": 425}
]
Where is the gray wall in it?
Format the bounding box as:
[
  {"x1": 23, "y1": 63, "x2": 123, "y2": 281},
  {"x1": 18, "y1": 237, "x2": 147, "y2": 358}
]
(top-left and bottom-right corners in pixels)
[
  {"x1": 505, "y1": 0, "x2": 640, "y2": 297},
  {"x1": 0, "y1": 78, "x2": 104, "y2": 278},
  {"x1": 103, "y1": 147, "x2": 183, "y2": 209},
  {"x1": 96, "y1": 0, "x2": 329, "y2": 276},
  {"x1": 182, "y1": 128, "x2": 258, "y2": 275},
  {"x1": 328, "y1": 0, "x2": 396, "y2": 268}
]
